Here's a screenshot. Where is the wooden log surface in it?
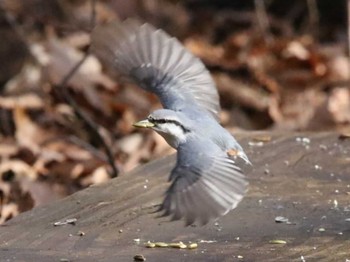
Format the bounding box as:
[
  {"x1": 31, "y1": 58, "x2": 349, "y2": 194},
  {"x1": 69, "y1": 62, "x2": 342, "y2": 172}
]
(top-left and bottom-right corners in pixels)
[{"x1": 0, "y1": 132, "x2": 349, "y2": 262}]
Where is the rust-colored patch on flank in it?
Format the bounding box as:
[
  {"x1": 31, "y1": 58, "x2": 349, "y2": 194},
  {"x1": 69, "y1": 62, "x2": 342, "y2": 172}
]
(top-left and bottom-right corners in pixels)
[{"x1": 227, "y1": 149, "x2": 240, "y2": 157}]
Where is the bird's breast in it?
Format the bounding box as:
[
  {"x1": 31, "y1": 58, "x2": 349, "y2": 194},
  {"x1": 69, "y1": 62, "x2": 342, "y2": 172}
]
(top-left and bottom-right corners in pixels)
[{"x1": 156, "y1": 131, "x2": 181, "y2": 149}]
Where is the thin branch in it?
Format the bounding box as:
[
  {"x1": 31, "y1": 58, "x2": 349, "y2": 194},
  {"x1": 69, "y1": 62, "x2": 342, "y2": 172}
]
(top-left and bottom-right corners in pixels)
[
  {"x1": 1, "y1": 0, "x2": 119, "y2": 178},
  {"x1": 254, "y1": 0, "x2": 273, "y2": 45},
  {"x1": 89, "y1": 0, "x2": 97, "y2": 30},
  {"x1": 56, "y1": 0, "x2": 119, "y2": 178},
  {"x1": 306, "y1": 0, "x2": 319, "y2": 39},
  {"x1": 41, "y1": 135, "x2": 107, "y2": 162},
  {"x1": 0, "y1": 6, "x2": 34, "y2": 61}
]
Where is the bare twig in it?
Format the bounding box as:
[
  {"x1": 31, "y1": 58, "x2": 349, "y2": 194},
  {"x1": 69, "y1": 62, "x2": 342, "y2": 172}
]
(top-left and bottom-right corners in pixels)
[
  {"x1": 214, "y1": 9, "x2": 293, "y2": 37},
  {"x1": 0, "y1": 6, "x2": 34, "y2": 61},
  {"x1": 41, "y1": 135, "x2": 107, "y2": 162},
  {"x1": 214, "y1": 73, "x2": 270, "y2": 112},
  {"x1": 88, "y1": 0, "x2": 97, "y2": 31},
  {"x1": 254, "y1": 0, "x2": 273, "y2": 45},
  {"x1": 306, "y1": 0, "x2": 319, "y2": 39},
  {"x1": 1, "y1": 0, "x2": 119, "y2": 178},
  {"x1": 56, "y1": 0, "x2": 119, "y2": 178}
]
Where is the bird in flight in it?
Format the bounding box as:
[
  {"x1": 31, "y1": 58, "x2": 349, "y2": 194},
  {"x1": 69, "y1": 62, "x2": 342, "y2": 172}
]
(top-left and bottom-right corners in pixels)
[{"x1": 91, "y1": 19, "x2": 250, "y2": 226}]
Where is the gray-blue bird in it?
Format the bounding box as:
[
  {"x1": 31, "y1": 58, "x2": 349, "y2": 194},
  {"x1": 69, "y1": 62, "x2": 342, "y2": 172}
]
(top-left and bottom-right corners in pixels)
[{"x1": 92, "y1": 19, "x2": 250, "y2": 225}]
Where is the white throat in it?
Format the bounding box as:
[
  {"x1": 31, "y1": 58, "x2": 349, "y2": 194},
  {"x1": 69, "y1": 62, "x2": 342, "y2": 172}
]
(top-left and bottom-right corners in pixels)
[{"x1": 155, "y1": 123, "x2": 187, "y2": 148}]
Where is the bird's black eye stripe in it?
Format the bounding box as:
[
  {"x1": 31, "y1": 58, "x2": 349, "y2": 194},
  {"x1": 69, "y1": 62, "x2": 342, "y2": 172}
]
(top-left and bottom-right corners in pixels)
[
  {"x1": 153, "y1": 119, "x2": 167, "y2": 124},
  {"x1": 148, "y1": 117, "x2": 190, "y2": 133}
]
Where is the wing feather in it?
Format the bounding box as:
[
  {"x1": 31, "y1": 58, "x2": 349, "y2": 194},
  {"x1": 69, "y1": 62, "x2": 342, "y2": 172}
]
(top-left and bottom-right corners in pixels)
[
  {"x1": 91, "y1": 19, "x2": 220, "y2": 120},
  {"x1": 160, "y1": 137, "x2": 248, "y2": 225}
]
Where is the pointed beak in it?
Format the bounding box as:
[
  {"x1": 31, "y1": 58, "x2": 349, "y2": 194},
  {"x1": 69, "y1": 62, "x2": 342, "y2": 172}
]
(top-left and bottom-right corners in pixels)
[{"x1": 133, "y1": 119, "x2": 155, "y2": 128}]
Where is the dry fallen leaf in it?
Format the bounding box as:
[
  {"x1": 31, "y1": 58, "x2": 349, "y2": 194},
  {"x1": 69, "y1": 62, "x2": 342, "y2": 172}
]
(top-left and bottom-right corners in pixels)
[
  {"x1": 14, "y1": 107, "x2": 52, "y2": 154},
  {"x1": 328, "y1": 87, "x2": 350, "y2": 124},
  {"x1": 0, "y1": 94, "x2": 44, "y2": 110}
]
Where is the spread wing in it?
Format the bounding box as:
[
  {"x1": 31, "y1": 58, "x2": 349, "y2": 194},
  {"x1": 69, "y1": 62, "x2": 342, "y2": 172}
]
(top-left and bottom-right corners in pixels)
[
  {"x1": 91, "y1": 19, "x2": 220, "y2": 120},
  {"x1": 159, "y1": 136, "x2": 248, "y2": 225}
]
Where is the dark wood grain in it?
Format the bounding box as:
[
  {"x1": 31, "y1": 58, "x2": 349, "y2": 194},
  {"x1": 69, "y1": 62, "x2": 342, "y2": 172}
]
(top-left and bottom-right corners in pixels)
[{"x1": 0, "y1": 132, "x2": 349, "y2": 262}]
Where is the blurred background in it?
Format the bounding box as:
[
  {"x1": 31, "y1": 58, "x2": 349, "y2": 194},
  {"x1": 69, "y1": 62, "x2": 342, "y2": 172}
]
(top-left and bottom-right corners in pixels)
[{"x1": 0, "y1": 0, "x2": 349, "y2": 223}]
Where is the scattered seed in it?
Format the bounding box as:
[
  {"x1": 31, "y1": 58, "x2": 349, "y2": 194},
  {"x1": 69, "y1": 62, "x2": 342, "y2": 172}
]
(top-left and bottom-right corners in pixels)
[
  {"x1": 169, "y1": 242, "x2": 184, "y2": 248},
  {"x1": 179, "y1": 243, "x2": 187, "y2": 249},
  {"x1": 188, "y1": 243, "x2": 198, "y2": 249},
  {"x1": 269, "y1": 240, "x2": 287, "y2": 244},
  {"x1": 145, "y1": 242, "x2": 155, "y2": 248},
  {"x1": 296, "y1": 137, "x2": 310, "y2": 144},
  {"x1": 314, "y1": 165, "x2": 322, "y2": 170},
  {"x1": 319, "y1": 144, "x2": 327, "y2": 150},
  {"x1": 54, "y1": 218, "x2": 77, "y2": 226},
  {"x1": 275, "y1": 216, "x2": 289, "y2": 223},
  {"x1": 334, "y1": 199, "x2": 338, "y2": 208},
  {"x1": 237, "y1": 255, "x2": 243, "y2": 259},
  {"x1": 65, "y1": 218, "x2": 77, "y2": 224},
  {"x1": 248, "y1": 141, "x2": 264, "y2": 147},
  {"x1": 119, "y1": 229, "x2": 123, "y2": 233},
  {"x1": 154, "y1": 242, "x2": 169, "y2": 248},
  {"x1": 318, "y1": 228, "x2": 326, "y2": 232},
  {"x1": 134, "y1": 254, "x2": 146, "y2": 261},
  {"x1": 302, "y1": 137, "x2": 310, "y2": 144},
  {"x1": 77, "y1": 231, "x2": 85, "y2": 236},
  {"x1": 199, "y1": 240, "x2": 217, "y2": 243}
]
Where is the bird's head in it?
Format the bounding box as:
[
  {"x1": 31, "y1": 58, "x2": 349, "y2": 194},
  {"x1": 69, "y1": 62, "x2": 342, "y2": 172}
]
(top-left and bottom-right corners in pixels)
[{"x1": 133, "y1": 109, "x2": 191, "y2": 148}]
